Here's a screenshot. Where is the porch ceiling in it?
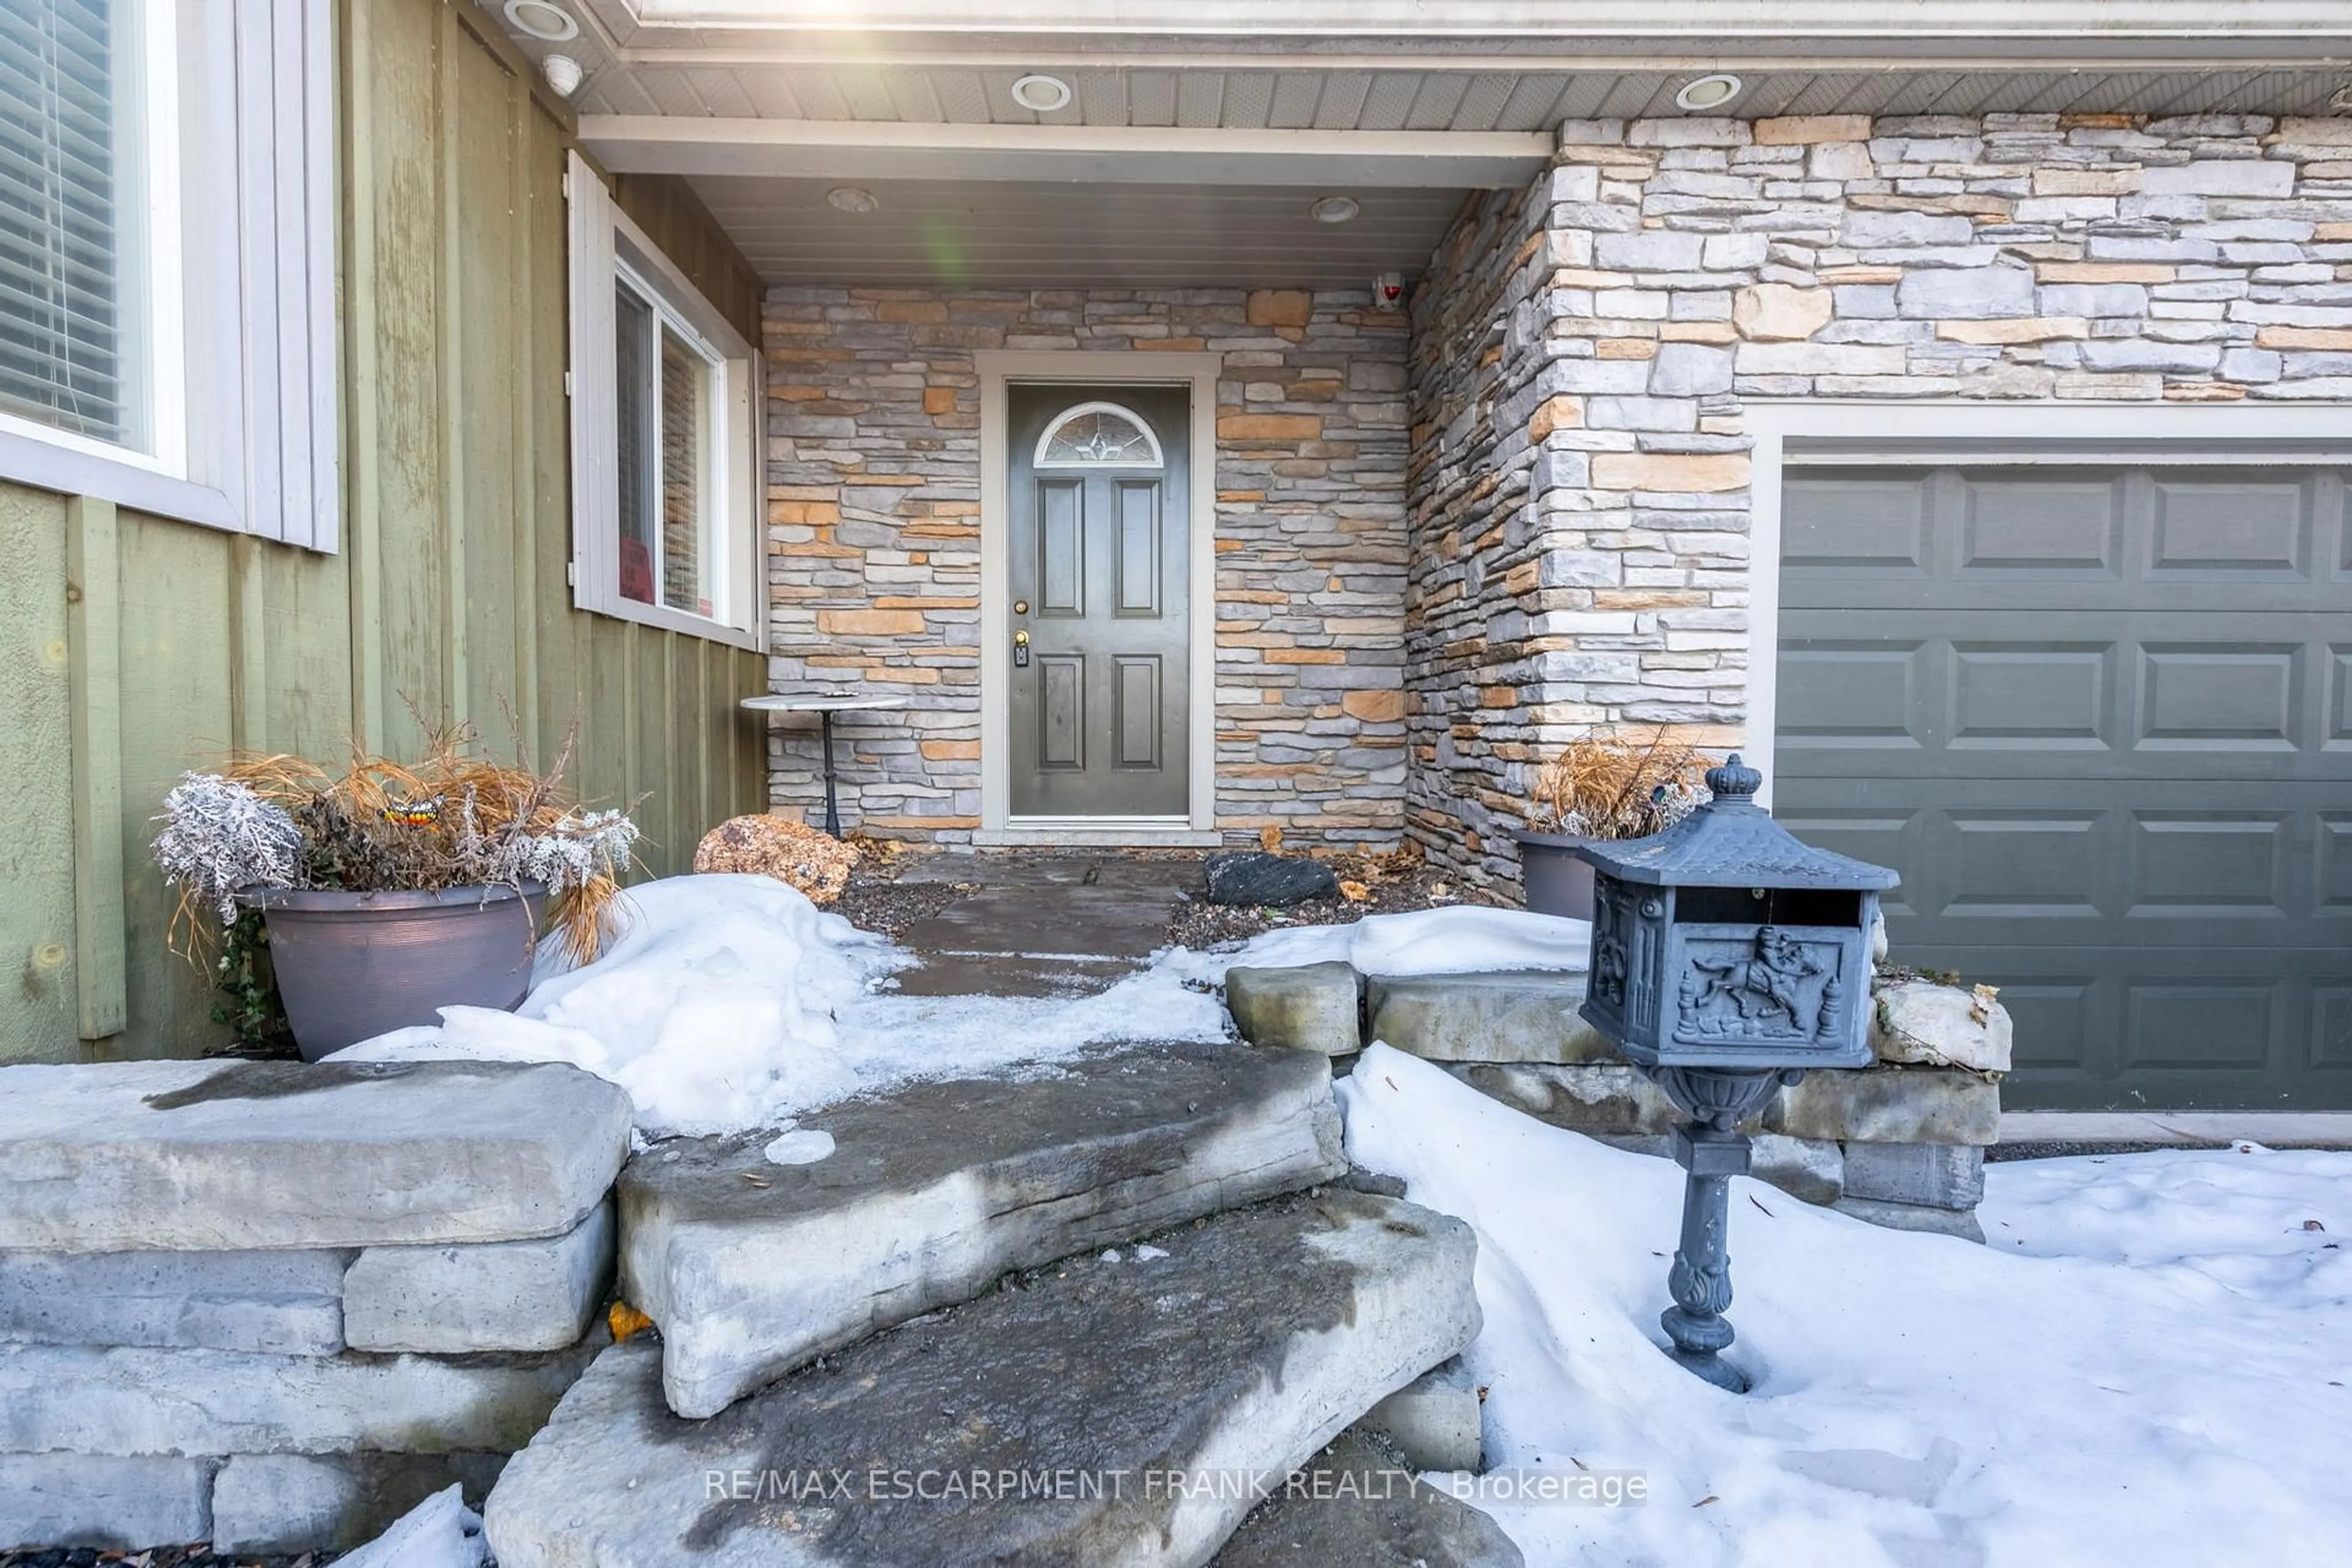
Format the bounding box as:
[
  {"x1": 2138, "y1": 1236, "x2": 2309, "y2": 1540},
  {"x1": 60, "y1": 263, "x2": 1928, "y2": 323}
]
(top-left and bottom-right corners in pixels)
[
  {"x1": 686, "y1": 177, "x2": 1471, "y2": 289},
  {"x1": 488, "y1": 1, "x2": 2352, "y2": 125}
]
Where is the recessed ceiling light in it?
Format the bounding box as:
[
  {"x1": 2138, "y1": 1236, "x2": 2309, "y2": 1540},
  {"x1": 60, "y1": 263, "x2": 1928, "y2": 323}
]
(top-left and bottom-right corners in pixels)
[
  {"x1": 827, "y1": 186, "x2": 879, "y2": 214},
  {"x1": 1011, "y1": 74, "x2": 1074, "y2": 113},
  {"x1": 503, "y1": 0, "x2": 578, "y2": 43},
  {"x1": 1675, "y1": 74, "x2": 1744, "y2": 112},
  {"x1": 1310, "y1": 195, "x2": 1361, "y2": 225}
]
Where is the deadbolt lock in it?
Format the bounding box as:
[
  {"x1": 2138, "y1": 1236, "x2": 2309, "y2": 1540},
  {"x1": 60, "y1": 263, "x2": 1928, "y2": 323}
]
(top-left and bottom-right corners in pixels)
[{"x1": 1013, "y1": 600, "x2": 1029, "y2": 615}]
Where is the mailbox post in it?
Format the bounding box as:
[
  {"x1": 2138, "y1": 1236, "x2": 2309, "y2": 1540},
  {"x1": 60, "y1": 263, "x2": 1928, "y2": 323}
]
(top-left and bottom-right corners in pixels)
[{"x1": 1575, "y1": 755, "x2": 1899, "y2": 1392}]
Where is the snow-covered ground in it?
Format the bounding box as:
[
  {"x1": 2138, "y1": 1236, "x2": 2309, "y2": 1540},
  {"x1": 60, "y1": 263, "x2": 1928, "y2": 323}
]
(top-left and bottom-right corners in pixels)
[
  {"x1": 331, "y1": 876, "x2": 1580, "y2": 1137},
  {"x1": 331, "y1": 875, "x2": 2348, "y2": 1566},
  {"x1": 1341, "y1": 1044, "x2": 2352, "y2": 1567}
]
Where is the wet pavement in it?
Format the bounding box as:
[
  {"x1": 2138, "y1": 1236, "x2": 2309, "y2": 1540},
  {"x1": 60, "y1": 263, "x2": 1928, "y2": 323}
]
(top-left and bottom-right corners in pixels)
[{"x1": 884, "y1": 854, "x2": 1205, "y2": 998}]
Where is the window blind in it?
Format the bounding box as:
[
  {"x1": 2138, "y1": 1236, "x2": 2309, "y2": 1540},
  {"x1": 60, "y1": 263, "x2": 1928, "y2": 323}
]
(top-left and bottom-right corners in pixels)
[{"x1": 0, "y1": 0, "x2": 127, "y2": 443}]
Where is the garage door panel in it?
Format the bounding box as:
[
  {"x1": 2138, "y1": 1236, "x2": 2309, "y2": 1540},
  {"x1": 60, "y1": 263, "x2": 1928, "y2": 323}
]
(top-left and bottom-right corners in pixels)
[
  {"x1": 2121, "y1": 981, "x2": 2280, "y2": 1071},
  {"x1": 1779, "y1": 460, "x2": 2352, "y2": 1109},
  {"x1": 2135, "y1": 643, "x2": 2302, "y2": 753},
  {"x1": 1950, "y1": 643, "x2": 2113, "y2": 750},
  {"x1": 1781, "y1": 474, "x2": 1931, "y2": 573},
  {"x1": 1776, "y1": 642, "x2": 1928, "y2": 748},
  {"x1": 2150, "y1": 475, "x2": 2313, "y2": 579},
  {"x1": 1961, "y1": 474, "x2": 2124, "y2": 575},
  {"x1": 2127, "y1": 813, "x2": 2293, "y2": 919}
]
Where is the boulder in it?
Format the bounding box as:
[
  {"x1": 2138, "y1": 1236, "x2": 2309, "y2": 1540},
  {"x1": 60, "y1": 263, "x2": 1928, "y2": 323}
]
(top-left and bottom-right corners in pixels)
[
  {"x1": 344, "y1": 1202, "x2": 614, "y2": 1354},
  {"x1": 1872, "y1": 980, "x2": 2013, "y2": 1073},
  {"x1": 0, "y1": 1060, "x2": 633, "y2": 1252},
  {"x1": 1367, "y1": 972, "x2": 1613, "y2": 1065},
  {"x1": 1212, "y1": 1430, "x2": 1523, "y2": 1568},
  {"x1": 0, "y1": 1246, "x2": 351, "y2": 1355},
  {"x1": 1205, "y1": 853, "x2": 1341, "y2": 907},
  {"x1": 0, "y1": 1453, "x2": 213, "y2": 1550},
  {"x1": 0, "y1": 1336, "x2": 602, "y2": 1457},
  {"x1": 487, "y1": 1191, "x2": 1480, "y2": 1568},
  {"x1": 620, "y1": 1040, "x2": 1347, "y2": 1418},
  {"x1": 1226, "y1": 962, "x2": 1362, "y2": 1055},
  {"x1": 1357, "y1": 1356, "x2": 1482, "y2": 1472},
  {"x1": 210, "y1": 1452, "x2": 508, "y2": 1554}
]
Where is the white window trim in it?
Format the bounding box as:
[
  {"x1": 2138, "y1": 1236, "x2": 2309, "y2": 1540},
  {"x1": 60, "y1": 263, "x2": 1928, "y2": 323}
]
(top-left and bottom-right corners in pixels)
[
  {"x1": 1742, "y1": 399, "x2": 2352, "y2": 808},
  {"x1": 565, "y1": 151, "x2": 763, "y2": 652},
  {"x1": 0, "y1": 0, "x2": 338, "y2": 548}
]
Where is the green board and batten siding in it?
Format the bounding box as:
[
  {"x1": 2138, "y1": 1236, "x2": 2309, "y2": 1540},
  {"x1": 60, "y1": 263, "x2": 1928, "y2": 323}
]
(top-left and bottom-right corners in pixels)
[{"x1": 0, "y1": 0, "x2": 767, "y2": 1065}]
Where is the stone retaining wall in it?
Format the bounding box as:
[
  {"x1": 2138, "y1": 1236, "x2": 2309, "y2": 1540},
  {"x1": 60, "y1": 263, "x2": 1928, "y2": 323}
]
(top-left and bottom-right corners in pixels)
[
  {"x1": 1405, "y1": 112, "x2": 2352, "y2": 890},
  {"x1": 0, "y1": 1061, "x2": 629, "y2": 1552},
  {"x1": 764, "y1": 287, "x2": 1410, "y2": 846}
]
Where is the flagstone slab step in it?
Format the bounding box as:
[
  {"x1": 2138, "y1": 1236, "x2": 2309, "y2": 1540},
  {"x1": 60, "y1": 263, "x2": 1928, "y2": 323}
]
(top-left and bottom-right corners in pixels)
[
  {"x1": 1211, "y1": 1430, "x2": 1524, "y2": 1568},
  {"x1": 0, "y1": 1246, "x2": 352, "y2": 1355},
  {"x1": 0, "y1": 1336, "x2": 603, "y2": 1457},
  {"x1": 620, "y1": 1039, "x2": 1347, "y2": 1418},
  {"x1": 1366, "y1": 971, "x2": 1612, "y2": 1065},
  {"x1": 1225, "y1": 962, "x2": 1362, "y2": 1056},
  {"x1": 486, "y1": 1190, "x2": 1480, "y2": 1568},
  {"x1": 0, "y1": 1061, "x2": 633, "y2": 1252}
]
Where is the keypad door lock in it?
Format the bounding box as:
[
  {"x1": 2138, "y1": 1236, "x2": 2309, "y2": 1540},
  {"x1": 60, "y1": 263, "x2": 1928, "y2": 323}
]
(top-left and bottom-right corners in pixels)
[{"x1": 1013, "y1": 628, "x2": 1030, "y2": 668}]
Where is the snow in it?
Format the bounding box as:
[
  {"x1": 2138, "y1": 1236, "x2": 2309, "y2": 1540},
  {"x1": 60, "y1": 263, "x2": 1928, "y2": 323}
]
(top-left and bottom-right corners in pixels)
[
  {"x1": 1338, "y1": 1044, "x2": 2352, "y2": 1566},
  {"x1": 1171, "y1": 903, "x2": 1590, "y2": 979},
  {"x1": 332, "y1": 873, "x2": 1227, "y2": 1138},
  {"x1": 763, "y1": 1126, "x2": 836, "y2": 1166},
  {"x1": 332, "y1": 1485, "x2": 488, "y2": 1568}
]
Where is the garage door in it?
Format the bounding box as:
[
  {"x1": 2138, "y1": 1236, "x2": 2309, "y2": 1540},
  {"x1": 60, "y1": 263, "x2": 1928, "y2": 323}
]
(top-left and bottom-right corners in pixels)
[{"x1": 1774, "y1": 462, "x2": 2352, "y2": 1110}]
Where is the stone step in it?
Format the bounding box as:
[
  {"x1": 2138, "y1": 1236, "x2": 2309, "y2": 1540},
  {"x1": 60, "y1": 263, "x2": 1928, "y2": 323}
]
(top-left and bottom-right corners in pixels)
[
  {"x1": 486, "y1": 1191, "x2": 1480, "y2": 1568},
  {"x1": 0, "y1": 1336, "x2": 602, "y2": 1458},
  {"x1": 0, "y1": 1061, "x2": 633, "y2": 1252},
  {"x1": 1366, "y1": 971, "x2": 1612, "y2": 1065},
  {"x1": 1211, "y1": 1430, "x2": 1523, "y2": 1568},
  {"x1": 620, "y1": 1039, "x2": 1346, "y2": 1418},
  {"x1": 1224, "y1": 962, "x2": 1362, "y2": 1056}
]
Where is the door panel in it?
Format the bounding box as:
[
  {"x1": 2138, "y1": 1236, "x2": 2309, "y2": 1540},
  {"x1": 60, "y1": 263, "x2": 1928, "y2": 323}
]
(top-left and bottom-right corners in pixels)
[
  {"x1": 1777, "y1": 463, "x2": 2352, "y2": 1109},
  {"x1": 1007, "y1": 385, "x2": 1189, "y2": 816}
]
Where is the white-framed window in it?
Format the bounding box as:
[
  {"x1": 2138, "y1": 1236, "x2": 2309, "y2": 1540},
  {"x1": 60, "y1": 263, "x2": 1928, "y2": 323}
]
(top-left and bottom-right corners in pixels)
[
  {"x1": 0, "y1": 0, "x2": 337, "y2": 547},
  {"x1": 565, "y1": 151, "x2": 761, "y2": 649}
]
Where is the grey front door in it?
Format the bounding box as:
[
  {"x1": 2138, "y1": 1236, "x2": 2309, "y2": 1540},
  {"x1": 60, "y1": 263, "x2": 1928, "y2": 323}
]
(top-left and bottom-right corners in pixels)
[
  {"x1": 1775, "y1": 463, "x2": 2352, "y2": 1110},
  {"x1": 1006, "y1": 384, "x2": 1189, "y2": 817}
]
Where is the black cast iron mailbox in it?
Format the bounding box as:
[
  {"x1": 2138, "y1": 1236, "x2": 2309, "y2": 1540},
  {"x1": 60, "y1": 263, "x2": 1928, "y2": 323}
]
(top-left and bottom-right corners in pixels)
[{"x1": 1575, "y1": 753, "x2": 1899, "y2": 1392}]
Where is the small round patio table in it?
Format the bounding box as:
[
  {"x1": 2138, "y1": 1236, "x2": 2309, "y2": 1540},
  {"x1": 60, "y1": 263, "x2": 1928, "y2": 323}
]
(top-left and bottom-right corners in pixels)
[{"x1": 739, "y1": 694, "x2": 911, "y2": 837}]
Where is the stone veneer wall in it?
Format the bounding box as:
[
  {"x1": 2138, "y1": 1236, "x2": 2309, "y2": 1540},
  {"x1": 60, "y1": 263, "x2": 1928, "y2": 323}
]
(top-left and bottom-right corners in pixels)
[
  {"x1": 1407, "y1": 111, "x2": 2352, "y2": 890},
  {"x1": 764, "y1": 288, "x2": 1409, "y2": 846}
]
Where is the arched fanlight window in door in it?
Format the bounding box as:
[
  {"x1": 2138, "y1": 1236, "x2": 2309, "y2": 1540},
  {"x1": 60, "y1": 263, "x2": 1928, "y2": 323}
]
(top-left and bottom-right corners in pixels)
[{"x1": 1033, "y1": 401, "x2": 1164, "y2": 469}]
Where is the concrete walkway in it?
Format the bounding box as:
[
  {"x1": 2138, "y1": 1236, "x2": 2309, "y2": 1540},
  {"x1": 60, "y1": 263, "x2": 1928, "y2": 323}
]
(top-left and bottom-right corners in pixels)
[
  {"x1": 885, "y1": 853, "x2": 1204, "y2": 998},
  {"x1": 2000, "y1": 1110, "x2": 2352, "y2": 1150}
]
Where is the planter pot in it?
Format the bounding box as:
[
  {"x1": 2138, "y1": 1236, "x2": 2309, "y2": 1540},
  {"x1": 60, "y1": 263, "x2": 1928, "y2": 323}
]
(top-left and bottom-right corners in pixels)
[
  {"x1": 1510, "y1": 829, "x2": 1597, "y2": 922},
  {"x1": 240, "y1": 883, "x2": 546, "y2": 1061}
]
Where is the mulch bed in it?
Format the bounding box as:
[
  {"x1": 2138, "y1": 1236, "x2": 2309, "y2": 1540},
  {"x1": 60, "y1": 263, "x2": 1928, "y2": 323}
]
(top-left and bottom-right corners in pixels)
[
  {"x1": 1164, "y1": 859, "x2": 1506, "y2": 949},
  {"x1": 829, "y1": 864, "x2": 971, "y2": 941}
]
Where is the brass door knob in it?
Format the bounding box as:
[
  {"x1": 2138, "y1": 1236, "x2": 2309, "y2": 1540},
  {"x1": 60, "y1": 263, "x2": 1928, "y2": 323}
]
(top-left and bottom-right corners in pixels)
[{"x1": 1012, "y1": 630, "x2": 1030, "y2": 647}]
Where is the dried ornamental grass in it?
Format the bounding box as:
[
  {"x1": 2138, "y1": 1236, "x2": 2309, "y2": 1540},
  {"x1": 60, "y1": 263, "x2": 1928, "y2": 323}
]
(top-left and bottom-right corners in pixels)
[
  {"x1": 1526, "y1": 727, "x2": 1712, "y2": 842},
  {"x1": 154, "y1": 722, "x2": 641, "y2": 965},
  {"x1": 692, "y1": 814, "x2": 859, "y2": 907}
]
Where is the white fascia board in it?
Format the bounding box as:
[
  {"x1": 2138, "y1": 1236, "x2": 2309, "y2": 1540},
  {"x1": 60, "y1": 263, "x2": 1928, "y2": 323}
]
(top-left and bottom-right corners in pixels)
[
  {"x1": 617, "y1": 0, "x2": 2352, "y2": 46},
  {"x1": 578, "y1": 118, "x2": 1553, "y2": 189}
]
